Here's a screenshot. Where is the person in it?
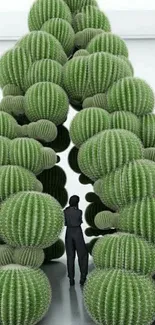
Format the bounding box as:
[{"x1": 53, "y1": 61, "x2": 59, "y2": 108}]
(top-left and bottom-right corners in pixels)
[{"x1": 64, "y1": 195, "x2": 88, "y2": 286}]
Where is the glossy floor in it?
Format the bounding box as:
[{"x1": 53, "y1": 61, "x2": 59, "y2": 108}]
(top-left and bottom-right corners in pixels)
[{"x1": 39, "y1": 259, "x2": 95, "y2": 325}]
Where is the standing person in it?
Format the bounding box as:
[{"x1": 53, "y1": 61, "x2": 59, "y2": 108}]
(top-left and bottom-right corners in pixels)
[{"x1": 64, "y1": 195, "x2": 88, "y2": 286}]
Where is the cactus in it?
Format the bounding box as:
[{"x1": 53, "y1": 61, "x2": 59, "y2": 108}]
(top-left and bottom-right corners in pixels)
[
  {"x1": 13, "y1": 247, "x2": 45, "y2": 268},
  {"x1": 0, "y1": 136, "x2": 11, "y2": 165},
  {"x1": 84, "y1": 269, "x2": 155, "y2": 325},
  {"x1": 86, "y1": 32, "x2": 129, "y2": 57},
  {"x1": 44, "y1": 239, "x2": 65, "y2": 261},
  {"x1": 85, "y1": 202, "x2": 111, "y2": 228},
  {"x1": 42, "y1": 147, "x2": 57, "y2": 170},
  {"x1": 70, "y1": 107, "x2": 110, "y2": 147},
  {"x1": 73, "y1": 6, "x2": 111, "y2": 33},
  {"x1": 92, "y1": 233, "x2": 155, "y2": 274},
  {"x1": 51, "y1": 125, "x2": 70, "y2": 153},
  {"x1": 63, "y1": 0, "x2": 98, "y2": 14},
  {"x1": 78, "y1": 130, "x2": 143, "y2": 181},
  {"x1": 28, "y1": 0, "x2": 72, "y2": 31},
  {"x1": 0, "y1": 191, "x2": 64, "y2": 248},
  {"x1": 0, "y1": 265, "x2": 51, "y2": 325},
  {"x1": 110, "y1": 111, "x2": 140, "y2": 136},
  {"x1": 86, "y1": 238, "x2": 98, "y2": 255},
  {"x1": 0, "y1": 166, "x2": 42, "y2": 201},
  {"x1": 73, "y1": 49, "x2": 90, "y2": 57},
  {"x1": 140, "y1": 114, "x2": 155, "y2": 147},
  {"x1": 24, "y1": 120, "x2": 58, "y2": 143},
  {"x1": 41, "y1": 18, "x2": 75, "y2": 56},
  {"x1": 3, "y1": 84, "x2": 24, "y2": 97},
  {"x1": 94, "y1": 211, "x2": 119, "y2": 229},
  {"x1": 0, "y1": 245, "x2": 14, "y2": 265},
  {"x1": 75, "y1": 28, "x2": 103, "y2": 48},
  {"x1": 25, "y1": 82, "x2": 69, "y2": 124},
  {"x1": 26, "y1": 59, "x2": 63, "y2": 89},
  {"x1": 144, "y1": 148, "x2": 155, "y2": 162},
  {"x1": 0, "y1": 96, "x2": 24, "y2": 115}
]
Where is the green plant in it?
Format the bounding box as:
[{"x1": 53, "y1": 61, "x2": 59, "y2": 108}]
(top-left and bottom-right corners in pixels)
[
  {"x1": 44, "y1": 239, "x2": 65, "y2": 261},
  {"x1": 92, "y1": 233, "x2": 155, "y2": 274},
  {"x1": 94, "y1": 211, "x2": 119, "y2": 229},
  {"x1": 73, "y1": 49, "x2": 89, "y2": 57},
  {"x1": 140, "y1": 114, "x2": 155, "y2": 147},
  {"x1": 110, "y1": 111, "x2": 140, "y2": 136},
  {"x1": 78, "y1": 129, "x2": 143, "y2": 181},
  {"x1": 28, "y1": 0, "x2": 72, "y2": 31},
  {"x1": 63, "y1": 0, "x2": 98, "y2": 15},
  {"x1": 17, "y1": 31, "x2": 67, "y2": 65},
  {"x1": 26, "y1": 59, "x2": 63, "y2": 89},
  {"x1": 41, "y1": 18, "x2": 75, "y2": 56},
  {"x1": 42, "y1": 147, "x2": 57, "y2": 170},
  {"x1": 0, "y1": 191, "x2": 64, "y2": 248},
  {"x1": 84, "y1": 269, "x2": 155, "y2": 325},
  {"x1": 144, "y1": 148, "x2": 155, "y2": 161},
  {"x1": 13, "y1": 247, "x2": 45, "y2": 268},
  {"x1": 86, "y1": 32, "x2": 129, "y2": 57},
  {"x1": 24, "y1": 82, "x2": 69, "y2": 124},
  {"x1": 0, "y1": 166, "x2": 42, "y2": 201},
  {"x1": 0, "y1": 96, "x2": 24, "y2": 115},
  {"x1": 75, "y1": 28, "x2": 104, "y2": 49},
  {"x1": 0, "y1": 264, "x2": 51, "y2": 325},
  {"x1": 24, "y1": 120, "x2": 58, "y2": 143},
  {"x1": 70, "y1": 107, "x2": 110, "y2": 147},
  {"x1": 3, "y1": 84, "x2": 24, "y2": 96},
  {"x1": 0, "y1": 136, "x2": 11, "y2": 165},
  {"x1": 85, "y1": 202, "x2": 111, "y2": 228},
  {"x1": 0, "y1": 245, "x2": 14, "y2": 265}
]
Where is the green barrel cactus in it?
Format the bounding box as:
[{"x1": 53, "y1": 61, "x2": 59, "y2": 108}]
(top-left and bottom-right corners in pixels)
[
  {"x1": 140, "y1": 114, "x2": 155, "y2": 147},
  {"x1": 70, "y1": 107, "x2": 110, "y2": 147},
  {"x1": 42, "y1": 147, "x2": 57, "y2": 170},
  {"x1": 44, "y1": 239, "x2": 65, "y2": 261},
  {"x1": 26, "y1": 59, "x2": 63, "y2": 89},
  {"x1": 28, "y1": 0, "x2": 72, "y2": 31},
  {"x1": 0, "y1": 47, "x2": 31, "y2": 91},
  {"x1": 17, "y1": 31, "x2": 67, "y2": 65},
  {"x1": 94, "y1": 211, "x2": 119, "y2": 229},
  {"x1": 24, "y1": 82, "x2": 69, "y2": 124},
  {"x1": 78, "y1": 129, "x2": 143, "y2": 181},
  {"x1": 73, "y1": 49, "x2": 90, "y2": 57},
  {"x1": 0, "y1": 136, "x2": 11, "y2": 165},
  {"x1": 0, "y1": 265, "x2": 51, "y2": 325},
  {"x1": 41, "y1": 18, "x2": 75, "y2": 56},
  {"x1": 13, "y1": 247, "x2": 45, "y2": 268},
  {"x1": 86, "y1": 32, "x2": 129, "y2": 57},
  {"x1": 73, "y1": 6, "x2": 111, "y2": 33},
  {"x1": 24, "y1": 120, "x2": 58, "y2": 143},
  {"x1": 3, "y1": 84, "x2": 24, "y2": 97},
  {"x1": 0, "y1": 96, "x2": 24, "y2": 116},
  {"x1": 85, "y1": 202, "x2": 110, "y2": 228},
  {"x1": 84, "y1": 269, "x2": 155, "y2": 325},
  {"x1": 0, "y1": 191, "x2": 64, "y2": 248},
  {"x1": 0, "y1": 245, "x2": 14, "y2": 265},
  {"x1": 86, "y1": 77, "x2": 154, "y2": 115},
  {"x1": 75, "y1": 28, "x2": 103, "y2": 48},
  {"x1": 0, "y1": 166, "x2": 42, "y2": 201},
  {"x1": 94, "y1": 159, "x2": 155, "y2": 210},
  {"x1": 110, "y1": 111, "x2": 140, "y2": 136},
  {"x1": 92, "y1": 233, "x2": 155, "y2": 274},
  {"x1": 63, "y1": 0, "x2": 98, "y2": 15},
  {"x1": 144, "y1": 148, "x2": 155, "y2": 162}
]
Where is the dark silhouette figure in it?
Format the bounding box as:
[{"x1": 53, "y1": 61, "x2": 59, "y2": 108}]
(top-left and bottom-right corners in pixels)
[{"x1": 64, "y1": 196, "x2": 88, "y2": 286}]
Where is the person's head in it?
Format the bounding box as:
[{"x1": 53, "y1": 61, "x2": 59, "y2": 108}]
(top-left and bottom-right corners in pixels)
[{"x1": 69, "y1": 195, "x2": 80, "y2": 208}]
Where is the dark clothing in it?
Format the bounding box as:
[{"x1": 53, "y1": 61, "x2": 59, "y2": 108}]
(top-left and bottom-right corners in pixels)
[{"x1": 64, "y1": 206, "x2": 88, "y2": 282}]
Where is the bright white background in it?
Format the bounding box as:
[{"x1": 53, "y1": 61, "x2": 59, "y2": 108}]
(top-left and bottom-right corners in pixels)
[{"x1": 0, "y1": 0, "x2": 155, "y2": 11}]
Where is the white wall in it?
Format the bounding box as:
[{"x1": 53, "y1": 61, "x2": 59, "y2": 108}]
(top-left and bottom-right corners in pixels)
[{"x1": 0, "y1": 39, "x2": 155, "y2": 241}]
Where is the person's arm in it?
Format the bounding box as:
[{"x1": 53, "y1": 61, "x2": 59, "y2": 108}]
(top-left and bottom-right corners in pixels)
[{"x1": 80, "y1": 210, "x2": 83, "y2": 224}]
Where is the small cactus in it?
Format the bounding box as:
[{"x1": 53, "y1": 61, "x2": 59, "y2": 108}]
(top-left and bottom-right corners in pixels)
[{"x1": 13, "y1": 247, "x2": 45, "y2": 268}]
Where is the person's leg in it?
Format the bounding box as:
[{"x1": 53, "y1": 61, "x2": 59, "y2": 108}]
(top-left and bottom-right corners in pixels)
[
  {"x1": 74, "y1": 228, "x2": 89, "y2": 285},
  {"x1": 65, "y1": 231, "x2": 76, "y2": 285}
]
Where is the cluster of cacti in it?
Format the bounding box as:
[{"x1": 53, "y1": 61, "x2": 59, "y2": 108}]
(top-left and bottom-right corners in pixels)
[
  {"x1": 63, "y1": 1, "x2": 155, "y2": 324},
  {"x1": 44, "y1": 239, "x2": 65, "y2": 262}
]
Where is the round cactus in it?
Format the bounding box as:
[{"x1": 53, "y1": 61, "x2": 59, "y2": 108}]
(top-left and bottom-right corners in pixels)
[
  {"x1": 41, "y1": 18, "x2": 75, "y2": 56},
  {"x1": 103, "y1": 77, "x2": 154, "y2": 115},
  {"x1": 44, "y1": 239, "x2": 65, "y2": 261},
  {"x1": 13, "y1": 247, "x2": 45, "y2": 268},
  {"x1": 25, "y1": 82, "x2": 69, "y2": 125},
  {"x1": 25, "y1": 120, "x2": 58, "y2": 143},
  {"x1": 73, "y1": 6, "x2": 111, "y2": 33},
  {"x1": 70, "y1": 107, "x2": 110, "y2": 147},
  {"x1": 94, "y1": 159, "x2": 155, "y2": 210},
  {"x1": 84, "y1": 269, "x2": 155, "y2": 325},
  {"x1": 78, "y1": 129, "x2": 143, "y2": 181},
  {"x1": 0, "y1": 264, "x2": 51, "y2": 325},
  {"x1": 38, "y1": 166, "x2": 67, "y2": 188},
  {"x1": 75, "y1": 28, "x2": 104, "y2": 49},
  {"x1": 95, "y1": 211, "x2": 119, "y2": 229},
  {"x1": 85, "y1": 202, "x2": 110, "y2": 228},
  {"x1": 92, "y1": 233, "x2": 155, "y2": 274},
  {"x1": 17, "y1": 31, "x2": 67, "y2": 65},
  {"x1": 73, "y1": 49, "x2": 90, "y2": 57},
  {"x1": 26, "y1": 59, "x2": 63, "y2": 89},
  {"x1": 28, "y1": 0, "x2": 72, "y2": 31},
  {"x1": 87, "y1": 32, "x2": 128, "y2": 57},
  {"x1": 144, "y1": 148, "x2": 155, "y2": 162},
  {"x1": 3, "y1": 84, "x2": 24, "y2": 97},
  {"x1": 0, "y1": 245, "x2": 14, "y2": 265},
  {"x1": 140, "y1": 114, "x2": 155, "y2": 147},
  {"x1": 0, "y1": 166, "x2": 42, "y2": 201},
  {"x1": 110, "y1": 111, "x2": 140, "y2": 136},
  {"x1": 0, "y1": 191, "x2": 64, "y2": 248},
  {"x1": 42, "y1": 147, "x2": 57, "y2": 170},
  {"x1": 0, "y1": 136, "x2": 11, "y2": 165},
  {"x1": 0, "y1": 96, "x2": 24, "y2": 116},
  {"x1": 63, "y1": 0, "x2": 98, "y2": 14}
]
